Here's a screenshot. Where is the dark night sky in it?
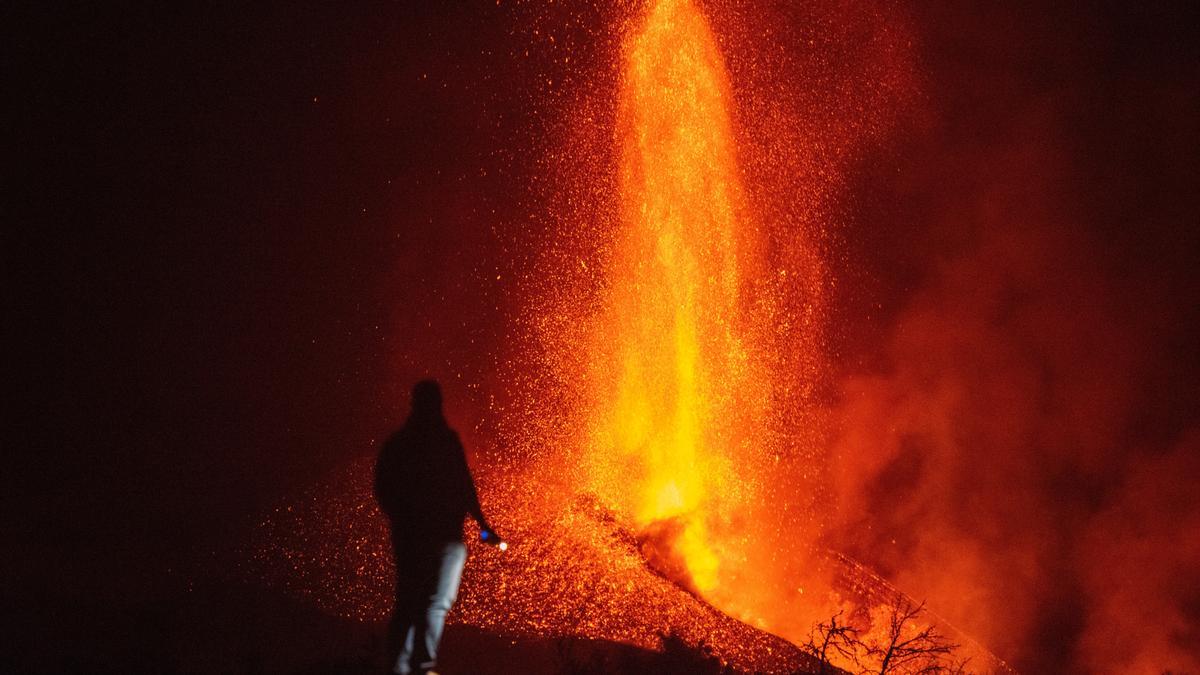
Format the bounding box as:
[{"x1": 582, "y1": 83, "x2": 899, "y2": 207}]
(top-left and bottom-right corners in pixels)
[
  {"x1": 6, "y1": 1, "x2": 1198, "y2": 671},
  {"x1": 9, "y1": 4, "x2": 544, "y2": 663},
  {"x1": 12, "y1": 0, "x2": 530, "y2": 564}
]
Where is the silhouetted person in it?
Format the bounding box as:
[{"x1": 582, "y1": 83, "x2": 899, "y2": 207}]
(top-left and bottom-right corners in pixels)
[{"x1": 375, "y1": 380, "x2": 498, "y2": 675}]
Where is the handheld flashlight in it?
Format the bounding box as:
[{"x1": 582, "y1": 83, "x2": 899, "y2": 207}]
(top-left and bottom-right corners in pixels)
[{"x1": 480, "y1": 529, "x2": 508, "y2": 551}]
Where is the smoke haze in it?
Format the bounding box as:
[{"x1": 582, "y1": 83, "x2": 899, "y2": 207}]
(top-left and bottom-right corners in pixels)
[{"x1": 827, "y1": 4, "x2": 1199, "y2": 670}]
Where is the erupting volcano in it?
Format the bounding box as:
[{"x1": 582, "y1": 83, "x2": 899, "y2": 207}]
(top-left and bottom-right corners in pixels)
[
  {"x1": 17, "y1": 0, "x2": 1197, "y2": 671},
  {"x1": 248, "y1": 0, "x2": 1009, "y2": 672}
]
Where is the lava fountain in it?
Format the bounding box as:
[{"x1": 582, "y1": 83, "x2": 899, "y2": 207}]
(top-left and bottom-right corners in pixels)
[
  {"x1": 579, "y1": 0, "x2": 804, "y2": 612},
  {"x1": 246, "y1": 0, "x2": 1010, "y2": 671}
]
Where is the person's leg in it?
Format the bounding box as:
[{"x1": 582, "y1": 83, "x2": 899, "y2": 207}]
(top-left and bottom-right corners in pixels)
[
  {"x1": 390, "y1": 538, "x2": 423, "y2": 675},
  {"x1": 398, "y1": 627, "x2": 417, "y2": 675},
  {"x1": 411, "y1": 541, "x2": 468, "y2": 674}
]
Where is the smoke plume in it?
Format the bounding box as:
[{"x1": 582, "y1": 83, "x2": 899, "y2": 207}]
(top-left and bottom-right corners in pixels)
[{"x1": 827, "y1": 6, "x2": 1199, "y2": 669}]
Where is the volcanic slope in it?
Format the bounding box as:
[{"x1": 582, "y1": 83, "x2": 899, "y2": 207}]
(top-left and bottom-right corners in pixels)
[{"x1": 248, "y1": 458, "x2": 829, "y2": 674}]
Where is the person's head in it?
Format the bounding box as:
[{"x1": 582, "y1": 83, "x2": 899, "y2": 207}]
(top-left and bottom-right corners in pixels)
[{"x1": 410, "y1": 379, "x2": 444, "y2": 419}]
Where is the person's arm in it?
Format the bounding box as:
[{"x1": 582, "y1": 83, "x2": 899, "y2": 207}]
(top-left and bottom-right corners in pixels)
[
  {"x1": 374, "y1": 435, "x2": 400, "y2": 518},
  {"x1": 454, "y1": 433, "x2": 492, "y2": 533},
  {"x1": 467, "y1": 478, "x2": 490, "y2": 533},
  {"x1": 455, "y1": 439, "x2": 506, "y2": 549}
]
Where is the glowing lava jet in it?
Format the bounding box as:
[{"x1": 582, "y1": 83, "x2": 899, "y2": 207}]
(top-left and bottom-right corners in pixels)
[
  {"x1": 579, "y1": 0, "x2": 774, "y2": 598},
  {"x1": 247, "y1": 1, "x2": 1014, "y2": 671}
]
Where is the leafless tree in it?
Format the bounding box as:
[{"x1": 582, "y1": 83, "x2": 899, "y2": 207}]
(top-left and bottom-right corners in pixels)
[
  {"x1": 863, "y1": 595, "x2": 964, "y2": 675},
  {"x1": 803, "y1": 609, "x2": 862, "y2": 674},
  {"x1": 804, "y1": 595, "x2": 971, "y2": 675}
]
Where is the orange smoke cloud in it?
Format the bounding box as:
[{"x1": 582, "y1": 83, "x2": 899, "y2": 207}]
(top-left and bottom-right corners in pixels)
[
  {"x1": 1074, "y1": 432, "x2": 1200, "y2": 672},
  {"x1": 827, "y1": 99, "x2": 1199, "y2": 671}
]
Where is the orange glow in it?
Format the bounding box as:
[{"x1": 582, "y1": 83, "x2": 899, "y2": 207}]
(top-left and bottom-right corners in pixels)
[
  {"x1": 248, "y1": 1, "x2": 1019, "y2": 671},
  {"x1": 578, "y1": 0, "x2": 768, "y2": 596}
]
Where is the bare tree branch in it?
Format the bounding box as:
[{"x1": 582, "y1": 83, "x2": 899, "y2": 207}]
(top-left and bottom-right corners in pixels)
[
  {"x1": 862, "y1": 595, "x2": 963, "y2": 675},
  {"x1": 803, "y1": 609, "x2": 862, "y2": 674}
]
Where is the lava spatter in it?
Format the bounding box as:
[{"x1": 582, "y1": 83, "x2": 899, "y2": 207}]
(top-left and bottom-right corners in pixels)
[{"x1": 244, "y1": 1, "x2": 1012, "y2": 672}]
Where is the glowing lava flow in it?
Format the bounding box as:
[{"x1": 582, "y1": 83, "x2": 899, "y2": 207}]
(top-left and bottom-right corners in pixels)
[{"x1": 580, "y1": 0, "x2": 772, "y2": 597}]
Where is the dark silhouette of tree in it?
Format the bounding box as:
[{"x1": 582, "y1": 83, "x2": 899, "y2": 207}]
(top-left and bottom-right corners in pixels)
[
  {"x1": 803, "y1": 609, "x2": 862, "y2": 674},
  {"x1": 804, "y1": 595, "x2": 971, "y2": 675},
  {"x1": 863, "y1": 595, "x2": 966, "y2": 675}
]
